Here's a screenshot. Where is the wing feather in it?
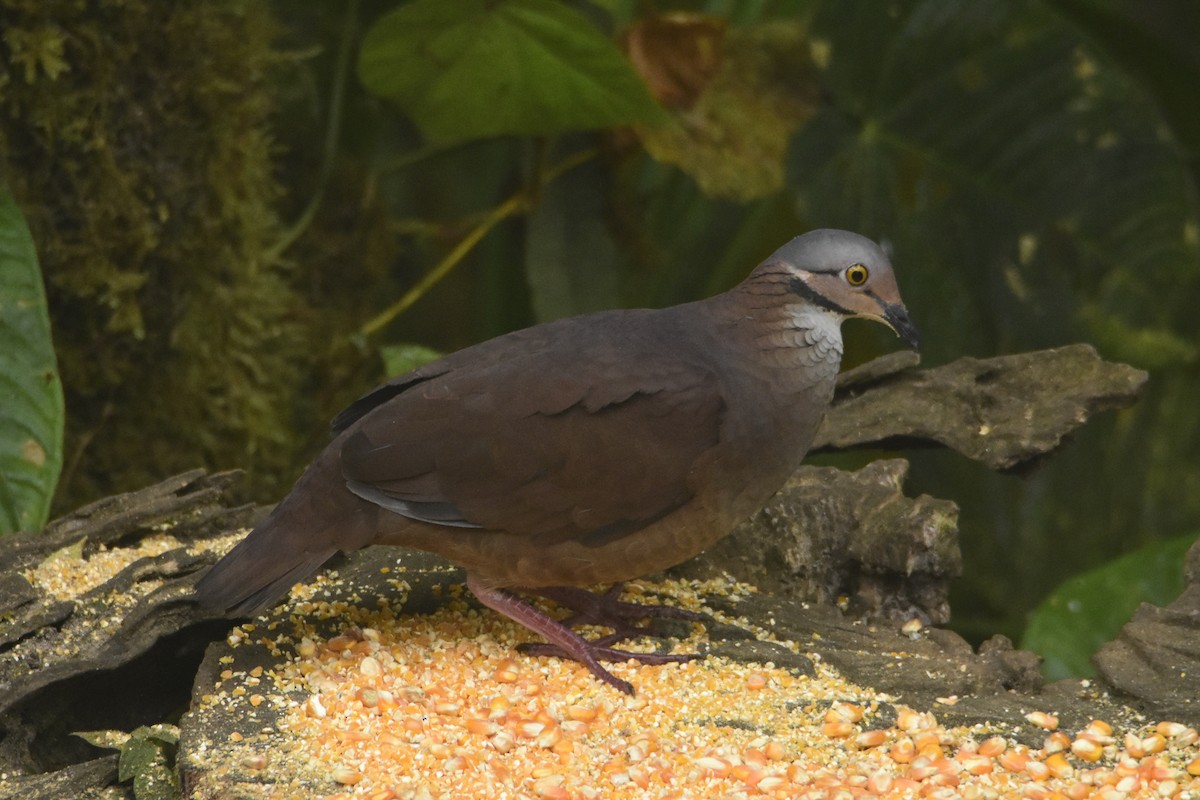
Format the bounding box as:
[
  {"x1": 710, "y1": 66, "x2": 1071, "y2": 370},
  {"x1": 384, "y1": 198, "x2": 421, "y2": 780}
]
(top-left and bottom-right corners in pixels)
[{"x1": 338, "y1": 309, "x2": 725, "y2": 545}]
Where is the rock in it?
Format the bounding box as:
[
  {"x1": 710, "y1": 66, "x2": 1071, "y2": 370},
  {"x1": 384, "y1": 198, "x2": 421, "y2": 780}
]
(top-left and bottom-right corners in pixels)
[
  {"x1": 674, "y1": 459, "x2": 960, "y2": 625},
  {"x1": 1093, "y1": 537, "x2": 1200, "y2": 725}
]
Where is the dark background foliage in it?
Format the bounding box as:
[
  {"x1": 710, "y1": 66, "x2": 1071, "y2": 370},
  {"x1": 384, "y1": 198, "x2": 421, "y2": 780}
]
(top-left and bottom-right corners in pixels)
[{"x1": 1, "y1": 0, "x2": 1197, "y2": 672}]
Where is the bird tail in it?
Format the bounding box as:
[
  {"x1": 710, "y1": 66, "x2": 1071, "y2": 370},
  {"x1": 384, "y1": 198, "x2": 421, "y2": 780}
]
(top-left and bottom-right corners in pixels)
[
  {"x1": 193, "y1": 448, "x2": 363, "y2": 617},
  {"x1": 193, "y1": 516, "x2": 337, "y2": 617}
]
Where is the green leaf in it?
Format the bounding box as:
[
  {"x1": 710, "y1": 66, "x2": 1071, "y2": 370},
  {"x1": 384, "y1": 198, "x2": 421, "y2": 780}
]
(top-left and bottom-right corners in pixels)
[
  {"x1": 41, "y1": 536, "x2": 87, "y2": 566},
  {"x1": 0, "y1": 187, "x2": 64, "y2": 534},
  {"x1": 1022, "y1": 534, "x2": 1197, "y2": 680},
  {"x1": 73, "y1": 729, "x2": 132, "y2": 752},
  {"x1": 379, "y1": 343, "x2": 442, "y2": 378},
  {"x1": 358, "y1": 0, "x2": 666, "y2": 144},
  {"x1": 117, "y1": 725, "x2": 180, "y2": 800},
  {"x1": 76, "y1": 725, "x2": 181, "y2": 800},
  {"x1": 141, "y1": 722, "x2": 180, "y2": 747}
]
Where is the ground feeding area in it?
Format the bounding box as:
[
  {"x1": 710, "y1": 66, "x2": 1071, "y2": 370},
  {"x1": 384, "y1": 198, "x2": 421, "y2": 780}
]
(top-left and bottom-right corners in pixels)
[{"x1": 181, "y1": 567, "x2": 1200, "y2": 800}]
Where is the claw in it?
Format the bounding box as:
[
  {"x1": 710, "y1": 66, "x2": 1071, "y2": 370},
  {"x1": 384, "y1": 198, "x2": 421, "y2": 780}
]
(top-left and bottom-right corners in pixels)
[
  {"x1": 517, "y1": 640, "x2": 699, "y2": 666},
  {"x1": 531, "y1": 583, "x2": 707, "y2": 631}
]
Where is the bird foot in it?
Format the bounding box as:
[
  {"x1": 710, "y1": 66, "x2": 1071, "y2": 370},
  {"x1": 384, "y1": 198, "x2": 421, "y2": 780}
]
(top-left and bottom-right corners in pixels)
[
  {"x1": 531, "y1": 582, "x2": 707, "y2": 633},
  {"x1": 466, "y1": 576, "x2": 703, "y2": 695},
  {"x1": 516, "y1": 639, "x2": 698, "y2": 666}
]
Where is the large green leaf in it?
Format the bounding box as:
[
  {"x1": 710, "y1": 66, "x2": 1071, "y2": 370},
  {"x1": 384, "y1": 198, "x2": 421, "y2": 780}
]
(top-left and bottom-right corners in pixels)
[
  {"x1": 0, "y1": 188, "x2": 63, "y2": 534},
  {"x1": 1022, "y1": 534, "x2": 1197, "y2": 680},
  {"x1": 358, "y1": 0, "x2": 666, "y2": 144}
]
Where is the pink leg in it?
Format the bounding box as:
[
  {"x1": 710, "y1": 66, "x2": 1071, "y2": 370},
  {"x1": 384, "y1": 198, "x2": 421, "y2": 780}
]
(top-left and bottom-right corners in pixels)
[
  {"x1": 530, "y1": 583, "x2": 705, "y2": 628},
  {"x1": 519, "y1": 583, "x2": 706, "y2": 660},
  {"x1": 466, "y1": 575, "x2": 696, "y2": 695}
]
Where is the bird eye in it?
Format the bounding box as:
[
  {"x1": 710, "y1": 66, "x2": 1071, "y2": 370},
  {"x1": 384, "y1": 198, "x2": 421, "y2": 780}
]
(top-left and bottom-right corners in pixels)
[{"x1": 845, "y1": 264, "x2": 869, "y2": 286}]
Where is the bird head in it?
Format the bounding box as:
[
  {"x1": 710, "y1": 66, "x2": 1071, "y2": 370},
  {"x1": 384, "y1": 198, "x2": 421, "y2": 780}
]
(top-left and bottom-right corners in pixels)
[{"x1": 770, "y1": 229, "x2": 920, "y2": 350}]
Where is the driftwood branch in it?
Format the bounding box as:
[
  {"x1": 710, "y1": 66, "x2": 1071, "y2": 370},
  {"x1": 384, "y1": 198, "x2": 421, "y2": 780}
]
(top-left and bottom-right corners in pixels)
[
  {"x1": 0, "y1": 471, "x2": 261, "y2": 787},
  {"x1": 819, "y1": 343, "x2": 1148, "y2": 471}
]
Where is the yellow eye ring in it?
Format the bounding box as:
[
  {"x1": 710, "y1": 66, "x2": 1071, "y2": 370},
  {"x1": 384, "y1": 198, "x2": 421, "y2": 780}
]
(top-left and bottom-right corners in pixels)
[{"x1": 845, "y1": 264, "x2": 869, "y2": 286}]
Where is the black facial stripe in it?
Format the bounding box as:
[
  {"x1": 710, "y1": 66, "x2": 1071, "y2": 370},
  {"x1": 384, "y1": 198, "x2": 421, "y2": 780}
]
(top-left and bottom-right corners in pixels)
[
  {"x1": 788, "y1": 275, "x2": 856, "y2": 316},
  {"x1": 865, "y1": 289, "x2": 888, "y2": 310}
]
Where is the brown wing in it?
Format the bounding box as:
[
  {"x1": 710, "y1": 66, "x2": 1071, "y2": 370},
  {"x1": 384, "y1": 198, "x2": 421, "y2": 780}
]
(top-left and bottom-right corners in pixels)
[{"x1": 338, "y1": 310, "x2": 725, "y2": 545}]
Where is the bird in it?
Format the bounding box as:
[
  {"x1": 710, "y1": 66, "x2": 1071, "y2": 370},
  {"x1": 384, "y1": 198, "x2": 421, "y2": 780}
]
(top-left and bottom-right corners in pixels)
[{"x1": 194, "y1": 228, "x2": 919, "y2": 694}]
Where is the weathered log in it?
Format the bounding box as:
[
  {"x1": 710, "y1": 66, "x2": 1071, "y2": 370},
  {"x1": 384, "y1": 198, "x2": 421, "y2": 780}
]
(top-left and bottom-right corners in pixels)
[
  {"x1": 0, "y1": 755, "x2": 121, "y2": 800},
  {"x1": 818, "y1": 343, "x2": 1148, "y2": 471},
  {"x1": 0, "y1": 471, "x2": 260, "y2": 784}
]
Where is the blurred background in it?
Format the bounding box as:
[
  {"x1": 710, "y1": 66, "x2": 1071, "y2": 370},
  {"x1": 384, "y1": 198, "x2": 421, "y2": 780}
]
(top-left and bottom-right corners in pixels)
[{"x1": 1, "y1": 0, "x2": 1197, "y2": 676}]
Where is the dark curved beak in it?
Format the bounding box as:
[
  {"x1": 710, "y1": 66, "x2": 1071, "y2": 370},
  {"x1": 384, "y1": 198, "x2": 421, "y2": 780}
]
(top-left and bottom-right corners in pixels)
[{"x1": 883, "y1": 303, "x2": 920, "y2": 350}]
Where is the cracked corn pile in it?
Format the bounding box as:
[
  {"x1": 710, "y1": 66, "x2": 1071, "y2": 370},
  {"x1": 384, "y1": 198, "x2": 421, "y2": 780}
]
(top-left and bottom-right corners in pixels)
[{"x1": 189, "y1": 576, "x2": 1200, "y2": 800}]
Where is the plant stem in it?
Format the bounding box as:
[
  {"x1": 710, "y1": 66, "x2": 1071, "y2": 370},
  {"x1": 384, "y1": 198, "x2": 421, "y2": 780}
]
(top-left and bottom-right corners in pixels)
[
  {"x1": 265, "y1": 0, "x2": 357, "y2": 264},
  {"x1": 357, "y1": 147, "x2": 598, "y2": 339}
]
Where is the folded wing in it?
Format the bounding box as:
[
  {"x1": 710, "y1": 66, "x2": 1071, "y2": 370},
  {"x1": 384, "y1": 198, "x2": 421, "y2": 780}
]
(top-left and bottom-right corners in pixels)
[{"x1": 339, "y1": 314, "x2": 725, "y2": 546}]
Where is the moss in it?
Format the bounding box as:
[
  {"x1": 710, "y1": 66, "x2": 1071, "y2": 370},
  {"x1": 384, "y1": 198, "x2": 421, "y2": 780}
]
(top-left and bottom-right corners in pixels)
[{"x1": 0, "y1": 0, "x2": 310, "y2": 508}]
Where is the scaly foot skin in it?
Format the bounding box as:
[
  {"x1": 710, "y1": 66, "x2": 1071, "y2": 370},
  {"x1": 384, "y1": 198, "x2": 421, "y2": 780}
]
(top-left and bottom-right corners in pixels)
[
  {"x1": 517, "y1": 583, "x2": 707, "y2": 669},
  {"x1": 515, "y1": 639, "x2": 699, "y2": 668},
  {"x1": 467, "y1": 577, "x2": 703, "y2": 694},
  {"x1": 530, "y1": 583, "x2": 709, "y2": 631}
]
